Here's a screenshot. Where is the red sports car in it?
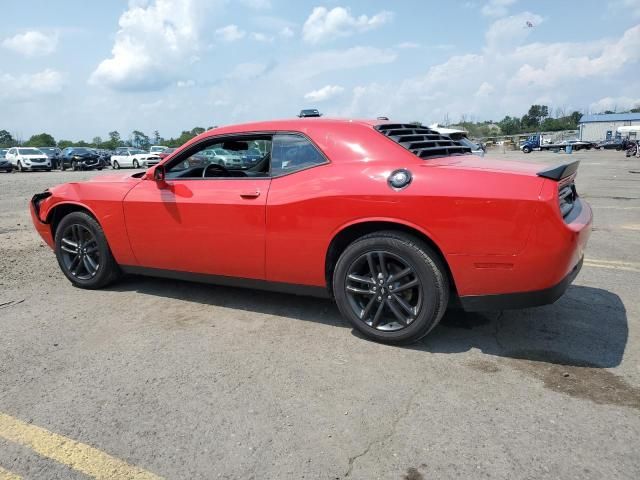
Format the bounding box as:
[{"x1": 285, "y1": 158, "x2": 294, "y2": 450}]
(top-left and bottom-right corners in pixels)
[{"x1": 30, "y1": 119, "x2": 592, "y2": 343}]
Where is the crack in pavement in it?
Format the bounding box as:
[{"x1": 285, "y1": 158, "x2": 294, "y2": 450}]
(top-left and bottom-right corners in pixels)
[
  {"x1": 493, "y1": 310, "x2": 505, "y2": 351},
  {"x1": 344, "y1": 389, "x2": 421, "y2": 478}
]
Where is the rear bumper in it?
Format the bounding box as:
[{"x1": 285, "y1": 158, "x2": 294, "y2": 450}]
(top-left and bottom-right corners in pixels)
[{"x1": 459, "y1": 257, "x2": 583, "y2": 311}]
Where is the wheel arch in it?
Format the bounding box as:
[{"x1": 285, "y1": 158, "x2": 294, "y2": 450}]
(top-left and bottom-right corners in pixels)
[
  {"x1": 325, "y1": 219, "x2": 457, "y2": 295},
  {"x1": 46, "y1": 202, "x2": 100, "y2": 239}
]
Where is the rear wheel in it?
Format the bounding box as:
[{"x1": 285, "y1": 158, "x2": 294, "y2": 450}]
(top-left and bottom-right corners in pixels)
[
  {"x1": 54, "y1": 212, "x2": 121, "y2": 289},
  {"x1": 333, "y1": 231, "x2": 449, "y2": 344}
]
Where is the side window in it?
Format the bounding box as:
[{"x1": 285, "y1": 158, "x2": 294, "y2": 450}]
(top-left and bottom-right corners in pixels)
[
  {"x1": 166, "y1": 136, "x2": 272, "y2": 179},
  {"x1": 271, "y1": 134, "x2": 326, "y2": 176}
]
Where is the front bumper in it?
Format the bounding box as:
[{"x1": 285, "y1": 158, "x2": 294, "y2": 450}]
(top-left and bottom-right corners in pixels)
[{"x1": 30, "y1": 194, "x2": 54, "y2": 248}]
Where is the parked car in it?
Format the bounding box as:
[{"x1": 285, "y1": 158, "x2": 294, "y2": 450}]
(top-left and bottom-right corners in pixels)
[
  {"x1": 30, "y1": 119, "x2": 592, "y2": 344},
  {"x1": 38, "y1": 147, "x2": 62, "y2": 169},
  {"x1": 0, "y1": 149, "x2": 13, "y2": 172},
  {"x1": 59, "y1": 147, "x2": 104, "y2": 171},
  {"x1": 430, "y1": 125, "x2": 485, "y2": 156},
  {"x1": 200, "y1": 148, "x2": 242, "y2": 168},
  {"x1": 298, "y1": 109, "x2": 321, "y2": 118},
  {"x1": 5, "y1": 147, "x2": 51, "y2": 171},
  {"x1": 241, "y1": 148, "x2": 264, "y2": 166},
  {"x1": 157, "y1": 147, "x2": 176, "y2": 160},
  {"x1": 111, "y1": 148, "x2": 160, "y2": 169},
  {"x1": 149, "y1": 145, "x2": 169, "y2": 154},
  {"x1": 596, "y1": 139, "x2": 625, "y2": 150}
]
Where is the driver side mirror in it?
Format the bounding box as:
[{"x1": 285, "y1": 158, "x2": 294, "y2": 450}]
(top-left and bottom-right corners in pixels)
[{"x1": 153, "y1": 165, "x2": 166, "y2": 182}]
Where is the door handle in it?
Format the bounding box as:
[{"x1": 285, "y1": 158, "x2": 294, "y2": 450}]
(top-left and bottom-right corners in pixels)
[{"x1": 240, "y1": 190, "x2": 261, "y2": 198}]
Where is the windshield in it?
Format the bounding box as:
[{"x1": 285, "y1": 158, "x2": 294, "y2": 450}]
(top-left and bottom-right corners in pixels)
[
  {"x1": 73, "y1": 148, "x2": 92, "y2": 153},
  {"x1": 457, "y1": 137, "x2": 479, "y2": 149},
  {"x1": 131, "y1": 149, "x2": 146, "y2": 154},
  {"x1": 18, "y1": 148, "x2": 43, "y2": 155}
]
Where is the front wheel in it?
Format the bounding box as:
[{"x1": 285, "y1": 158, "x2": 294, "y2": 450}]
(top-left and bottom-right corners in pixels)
[
  {"x1": 133, "y1": 159, "x2": 139, "y2": 168},
  {"x1": 113, "y1": 160, "x2": 120, "y2": 170},
  {"x1": 333, "y1": 231, "x2": 449, "y2": 344},
  {"x1": 522, "y1": 146, "x2": 531, "y2": 153},
  {"x1": 54, "y1": 212, "x2": 121, "y2": 289},
  {"x1": 17, "y1": 161, "x2": 24, "y2": 172}
]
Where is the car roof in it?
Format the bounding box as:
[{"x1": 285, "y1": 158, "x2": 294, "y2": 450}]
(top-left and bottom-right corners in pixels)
[{"x1": 199, "y1": 118, "x2": 382, "y2": 137}]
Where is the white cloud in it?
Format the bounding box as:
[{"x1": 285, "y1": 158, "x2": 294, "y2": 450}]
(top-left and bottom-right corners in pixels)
[
  {"x1": 279, "y1": 26, "x2": 294, "y2": 38},
  {"x1": 485, "y1": 12, "x2": 543, "y2": 51},
  {"x1": 339, "y1": 21, "x2": 640, "y2": 125},
  {"x1": 216, "y1": 24, "x2": 246, "y2": 42},
  {"x1": 2, "y1": 30, "x2": 58, "y2": 57},
  {"x1": 474, "y1": 81, "x2": 494, "y2": 97},
  {"x1": 397, "y1": 41, "x2": 420, "y2": 49},
  {"x1": 250, "y1": 32, "x2": 273, "y2": 42},
  {"x1": 481, "y1": 0, "x2": 517, "y2": 17},
  {"x1": 302, "y1": 6, "x2": 393, "y2": 44},
  {"x1": 590, "y1": 96, "x2": 640, "y2": 113},
  {"x1": 238, "y1": 0, "x2": 271, "y2": 9},
  {"x1": 287, "y1": 46, "x2": 397, "y2": 80},
  {"x1": 177, "y1": 79, "x2": 196, "y2": 88},
  {"x1": 227, "y1": 62, "x2": 268, "y2": 80},
  {"x1": 0, "y1": 69, "x2": 64, "y2": 102},
  {"x1": 90, "y1": 0, "x2": 214, "y2": 91},
  {"x1": 304, "y1": 85, "x2": 345, "y2": 102}
]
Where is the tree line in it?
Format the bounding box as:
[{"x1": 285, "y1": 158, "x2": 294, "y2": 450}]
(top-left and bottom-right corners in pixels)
[
  {"x1": 431, "y1": 104, "x2": 640, "y2": 138},
  {"x1": 0, "y1": 127, "x2": 212, "y2": 150}
]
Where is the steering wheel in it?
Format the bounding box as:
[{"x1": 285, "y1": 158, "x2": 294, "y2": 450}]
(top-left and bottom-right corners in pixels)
[{"x1": 202, "y1": 162, "x2": 229, "y2": 178}]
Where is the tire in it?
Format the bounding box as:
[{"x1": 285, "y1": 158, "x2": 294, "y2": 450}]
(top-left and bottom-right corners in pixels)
[
  {"x1": 46, "y1": 168, "x2": 51, "y2": 172},
  {"x1": 72, "y1": 161, "x2": 78, "y2": 171},
  {"x1": 522, "y1": 146, "x2": 531, "y2": 154},
  {"x1": 332, "y1": 231, "x2": 449, "y2": 344},
  {"x1": 17, "y1": 161, "x2": 24, "y2": 172},
  {"x1": 113, "y1": 160, "x2": 120, "y2": 170},
  {"x1": 133, "y1": 159, "x2": 139, "y2": 168},
  {"x1": 54, "y1": 211, "x2": 121, "y2": 289},
  {"x1": 60, "y1": 161, "x2": 66, "y2": 171},
  {"x1": 97, "y1": 168, "x2": 103, "y2": 171}
]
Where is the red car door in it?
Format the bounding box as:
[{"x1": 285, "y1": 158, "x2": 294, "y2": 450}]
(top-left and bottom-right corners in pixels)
[{"x1": 123, "y1": 177, "x2": 270, "y2": 280}]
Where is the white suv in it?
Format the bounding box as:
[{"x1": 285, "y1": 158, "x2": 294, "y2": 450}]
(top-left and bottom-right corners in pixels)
[{"x1": 5, "y1": 147, "x2": 51, "y2": 172}]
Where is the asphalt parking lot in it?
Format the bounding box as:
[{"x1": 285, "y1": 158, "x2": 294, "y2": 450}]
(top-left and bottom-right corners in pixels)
[{"x1": 1, "y1": 150, "x2": 639, "y2": 479}]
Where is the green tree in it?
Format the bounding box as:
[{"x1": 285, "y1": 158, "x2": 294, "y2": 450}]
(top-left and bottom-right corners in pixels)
[
  {"x1": 131, "y1": 130, "x2": 150, "y2": 150},
  {"x1": 497, "y1": 116, "x2": 522, "y2": 135},
  {"x1": 58, "y1": 139, "x2": 73, "y2": 149},
  {"x1": 153, "y1": 130, "x2": 162, "y2": 145},
  {"x1": 24, "y1": 133, "x2": 56, "y2": 147},
  {"x1": 0, "y1": 130, "x2": 14, "y2": 148},
  {"x1": 92, "y1": 136, "x2": 103, "y2": 147}
]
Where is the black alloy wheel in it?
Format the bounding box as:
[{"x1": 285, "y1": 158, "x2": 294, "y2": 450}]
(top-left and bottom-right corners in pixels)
[
  {"x1": 54, "y1": 212, "x2": 121, "y2": 288},
  {"x1": 333, "y1": 231, "x2": 449, "y2": 344},
  {"x1": 344, "y1": 251, "x2": 422, "y2": 332},
  {"x1": 59, "y1": 223, "x2": 101, "y2": 281}
]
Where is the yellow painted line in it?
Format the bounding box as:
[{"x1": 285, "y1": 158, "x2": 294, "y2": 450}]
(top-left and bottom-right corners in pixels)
[
  {"x1": 621, "y1": 224, "x2": 640, "y2": 231},
  {"x1": 0, "y1": 413, "x2": 162, "y2": 480},
  {"x1": 586, "y1": 258, "x2": 640, "y2": 267},
  {"x1": 0, "y1": 466, "x2": 22, "y2": 480},
  {"x1": 584, "y1": 261, "x2": 640, "y2": 273}
]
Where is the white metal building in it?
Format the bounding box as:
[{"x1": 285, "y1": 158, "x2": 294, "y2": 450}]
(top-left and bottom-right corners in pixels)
[{"x1": 579, "y1": 113, "x2": 640, "y2": 141}]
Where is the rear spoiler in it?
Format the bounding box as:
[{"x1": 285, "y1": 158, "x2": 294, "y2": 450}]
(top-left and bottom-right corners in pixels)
[{"x1": 537, "y1": 160, "x2": 579, "y2": 181}]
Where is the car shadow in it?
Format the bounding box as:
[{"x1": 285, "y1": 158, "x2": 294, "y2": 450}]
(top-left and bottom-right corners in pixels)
[{"x1": 110, "y1": 278, "x2": 627, "y2": 368}]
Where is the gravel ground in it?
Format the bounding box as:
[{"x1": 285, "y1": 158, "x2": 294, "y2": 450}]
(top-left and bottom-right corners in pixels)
[{"x1": 0, "y1": 150, "x2": 639, "y2": 479}]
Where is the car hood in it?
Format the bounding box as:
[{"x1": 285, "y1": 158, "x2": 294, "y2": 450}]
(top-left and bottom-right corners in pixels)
[
  {"x1": 20, "y1": 155, "x2": 48, "y2": 160},
  {"x1": 427, "y1": 155, "x2": 543, "y2": 176},
  {"x1": 85, "y1": 172, "x2": 144, "y2": 183}
]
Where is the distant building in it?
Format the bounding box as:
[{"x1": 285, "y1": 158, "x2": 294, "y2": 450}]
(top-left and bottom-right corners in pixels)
[{"x1": 579, "y1": 113, "x2": 640, "y2": 141}]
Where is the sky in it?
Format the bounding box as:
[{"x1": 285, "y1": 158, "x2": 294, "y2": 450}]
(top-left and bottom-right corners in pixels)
[{"x1": 1, "y1": 0, "x2": 639, "y2": 142}]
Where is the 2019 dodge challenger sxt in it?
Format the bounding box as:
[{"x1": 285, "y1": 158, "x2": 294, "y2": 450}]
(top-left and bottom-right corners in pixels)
[{"x1": 30, "y1": 119, "x2": 592, "y2": 343}]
